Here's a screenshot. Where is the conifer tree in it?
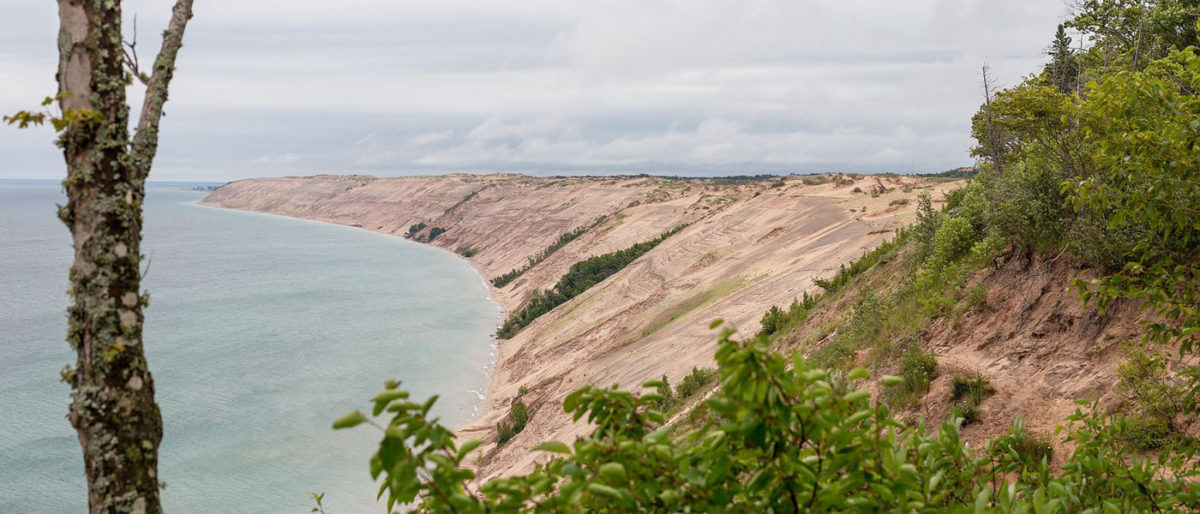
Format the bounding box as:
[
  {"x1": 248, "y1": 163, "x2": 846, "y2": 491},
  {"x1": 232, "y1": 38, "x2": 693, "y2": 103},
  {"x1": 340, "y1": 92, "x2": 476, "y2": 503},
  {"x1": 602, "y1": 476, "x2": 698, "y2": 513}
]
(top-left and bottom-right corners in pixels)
[{"x1": 1047, "y1": 24, "x2": 1079, "y2": 93}]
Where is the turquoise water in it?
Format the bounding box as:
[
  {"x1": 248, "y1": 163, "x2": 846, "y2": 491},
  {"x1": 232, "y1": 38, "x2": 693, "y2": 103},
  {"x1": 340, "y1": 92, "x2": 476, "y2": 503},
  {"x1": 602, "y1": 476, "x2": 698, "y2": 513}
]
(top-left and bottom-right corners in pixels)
[{"x1": 0, "y1": 180, "x2": 500, "y2": 513}]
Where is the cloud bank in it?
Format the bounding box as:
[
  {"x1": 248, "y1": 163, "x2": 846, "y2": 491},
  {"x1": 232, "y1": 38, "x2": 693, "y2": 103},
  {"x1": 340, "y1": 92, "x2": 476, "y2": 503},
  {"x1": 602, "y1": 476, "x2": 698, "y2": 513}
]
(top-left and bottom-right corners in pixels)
[{"x1": 0, "y1": 0, "x2": 1069, "y2": 180}]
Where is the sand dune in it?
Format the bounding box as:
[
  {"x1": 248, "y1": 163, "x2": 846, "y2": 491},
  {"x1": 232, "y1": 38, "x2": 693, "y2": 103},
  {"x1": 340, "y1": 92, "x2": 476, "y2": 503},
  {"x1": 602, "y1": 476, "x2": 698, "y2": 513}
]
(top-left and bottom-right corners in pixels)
[{"x1": 202, "y1": 172, "x2": 959, "y2": 478}]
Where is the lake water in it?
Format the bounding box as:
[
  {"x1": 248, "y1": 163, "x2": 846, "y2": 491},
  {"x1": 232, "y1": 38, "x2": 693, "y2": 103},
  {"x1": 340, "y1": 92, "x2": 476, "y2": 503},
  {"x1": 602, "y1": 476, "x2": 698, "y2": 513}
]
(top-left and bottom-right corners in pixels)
[{"x1": 0, "y1": 180, "x2": 500, "y2": 513}]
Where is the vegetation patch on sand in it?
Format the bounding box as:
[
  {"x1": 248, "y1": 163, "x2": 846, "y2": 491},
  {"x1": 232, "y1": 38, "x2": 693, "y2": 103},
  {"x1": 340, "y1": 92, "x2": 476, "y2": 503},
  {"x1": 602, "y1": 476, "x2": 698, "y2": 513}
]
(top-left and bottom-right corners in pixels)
[{"x1": 640, "y1": 276, "x2": 749, "y2": 338}]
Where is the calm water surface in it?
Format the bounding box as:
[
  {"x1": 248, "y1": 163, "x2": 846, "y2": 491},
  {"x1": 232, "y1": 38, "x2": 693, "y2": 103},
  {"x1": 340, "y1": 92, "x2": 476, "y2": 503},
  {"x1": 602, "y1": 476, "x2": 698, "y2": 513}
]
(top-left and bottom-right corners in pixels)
[{"x1": 0, "y1": 180, "x2": 500, "y2": 513}]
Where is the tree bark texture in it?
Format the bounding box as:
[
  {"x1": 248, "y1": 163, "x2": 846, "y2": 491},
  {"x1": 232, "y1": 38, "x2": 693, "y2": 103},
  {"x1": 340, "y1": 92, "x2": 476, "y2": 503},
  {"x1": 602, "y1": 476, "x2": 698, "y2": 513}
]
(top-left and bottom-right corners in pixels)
[{"x1": 55, "y1": 1, "x2": 193, "y2": 512}]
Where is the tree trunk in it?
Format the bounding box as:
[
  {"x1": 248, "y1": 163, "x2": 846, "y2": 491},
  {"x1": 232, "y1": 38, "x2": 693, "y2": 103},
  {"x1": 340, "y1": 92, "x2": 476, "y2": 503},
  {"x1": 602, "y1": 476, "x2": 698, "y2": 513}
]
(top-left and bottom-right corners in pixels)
[{"x1": 55, "y1": 1, "x2": 193, "y2": 512}]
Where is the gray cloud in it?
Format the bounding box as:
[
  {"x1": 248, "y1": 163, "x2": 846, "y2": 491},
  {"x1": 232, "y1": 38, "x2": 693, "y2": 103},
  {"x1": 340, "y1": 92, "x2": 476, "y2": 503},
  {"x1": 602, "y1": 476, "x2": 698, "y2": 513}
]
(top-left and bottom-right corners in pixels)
[{"x1": 0, "y1": 0, "x2": 1068, "y2": 180}]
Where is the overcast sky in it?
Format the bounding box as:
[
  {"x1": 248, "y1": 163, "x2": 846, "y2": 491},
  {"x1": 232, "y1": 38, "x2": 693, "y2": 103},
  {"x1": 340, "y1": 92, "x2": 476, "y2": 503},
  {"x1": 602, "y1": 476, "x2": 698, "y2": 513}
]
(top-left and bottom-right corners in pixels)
[{"x1": 1, "y1": 0, "x2": 1071, "y2": 181}]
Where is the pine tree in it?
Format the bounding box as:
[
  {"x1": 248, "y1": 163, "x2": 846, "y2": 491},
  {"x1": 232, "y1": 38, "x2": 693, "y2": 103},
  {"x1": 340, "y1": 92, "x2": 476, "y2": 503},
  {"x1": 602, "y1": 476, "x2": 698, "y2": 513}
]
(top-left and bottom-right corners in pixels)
[{"x1": 1047, "y1": 24, "x2": 1079, "y2": 93}]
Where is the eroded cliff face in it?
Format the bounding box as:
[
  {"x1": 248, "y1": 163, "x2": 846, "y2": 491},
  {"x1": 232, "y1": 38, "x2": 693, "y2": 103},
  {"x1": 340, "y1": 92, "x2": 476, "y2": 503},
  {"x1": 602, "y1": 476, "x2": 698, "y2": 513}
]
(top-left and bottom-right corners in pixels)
[{"x1": 202, "y1": 173, "x2": 957, "y2": 479}]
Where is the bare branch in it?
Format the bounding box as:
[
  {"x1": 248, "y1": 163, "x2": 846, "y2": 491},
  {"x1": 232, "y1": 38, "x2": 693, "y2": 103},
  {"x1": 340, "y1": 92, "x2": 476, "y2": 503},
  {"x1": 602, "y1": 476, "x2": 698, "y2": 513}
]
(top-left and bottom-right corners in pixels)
[
  {"x1": 130, "y1": 0, "x2": 194, "y2": 179},
  {"x1": 122, "y1": 15, "x2": 149, "y2": 85}
]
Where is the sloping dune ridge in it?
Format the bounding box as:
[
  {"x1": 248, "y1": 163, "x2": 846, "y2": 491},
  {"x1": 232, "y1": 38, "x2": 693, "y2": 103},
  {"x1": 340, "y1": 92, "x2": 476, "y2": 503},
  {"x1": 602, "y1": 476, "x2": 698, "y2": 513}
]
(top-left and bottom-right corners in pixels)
[{"x1": 201, "y1": 173, "x2": 958, "y2": 479}]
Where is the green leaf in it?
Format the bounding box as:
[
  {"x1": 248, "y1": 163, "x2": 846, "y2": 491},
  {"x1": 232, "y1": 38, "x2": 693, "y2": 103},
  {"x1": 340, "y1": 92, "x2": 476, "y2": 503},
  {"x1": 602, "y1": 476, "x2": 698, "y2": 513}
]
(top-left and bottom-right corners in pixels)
[
  {"x1": 974, "y1": 487, "x2": 990, "y2": 514},
  {"x1": 881, "y1": 375, "x2": 904, "y2": 387},
  {"x1": 599, "y1": 462, "x2": 626, "y2": 483},
  {"x1": 457, "y1": 439, "x2": 484, "y2": 460},
  {"x1": 563, "y1": 390, "x2": 581, "y2": 412},
  {"x1": 371, "y1": 389, "x2": 410, "y2": 403},
  {"x1": 847, "y1": 367, "x2": 870, "y2": 381},
  {"x1": 532, "y1": 441, "x2": 572, "y2": 454},
  {"x1": 332, "y1": 410, "x2": 366, "y2": 430},
  {"x1": 586, "y1": 483, "x2": 621, "y2": 499},
  {"x1": 844, "y1": 389, "x2": 870, "y2": 403}
]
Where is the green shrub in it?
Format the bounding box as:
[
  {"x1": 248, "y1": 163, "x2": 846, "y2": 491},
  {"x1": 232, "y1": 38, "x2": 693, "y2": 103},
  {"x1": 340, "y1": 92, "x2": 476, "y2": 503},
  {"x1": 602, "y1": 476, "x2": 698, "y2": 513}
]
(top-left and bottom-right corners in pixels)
[
  {"x1": 911, "y1": 264, "x2": 965, "y2": 319},
  {"x1": 963, "y1": 284, "x2": 987, "y2": 311},
  {"x1": 809, "y1": 288, "x2": 885, "y2": 370},
  {"x1": 950, "y1": 374, "x2": 992, "y2": 403},
  {"x1": 951, "y1": 402, "x2": 980, "y2": 425},
  {"x1": 406, "y1": 222, "x2": 427, "y2": 237},
  {"x1": 1065, "y1": 215, "x2": 1139, "y2": 273},
  {"x1": 759, "y1": 305, "x2": 786, "y2": 336},
  {"x1": 910, "y1": 192, "x2": 941, "y2": 265},
  {"x1": 898, "y1": 346, "x2": 937, "y2": 394},
  {"x1": 648, "y1": 375, "x2": 677, "y2": 412},
  {"x1": 999, "y1": 417, "x2": 1054, "y2": 469},
  {"x1": 801, "y1": 174, "x2": 830, "y2": 186},
  {"x1": 967, "y1": 231, "x2": 1007, "y2": 268},
  {"x1": 950, "y1": 374, "x2": 993, "y2": 426},
  {"x1": 458, "y1": 245, "x2": 480, "y2": 257},
  {"x1": 675, "y1": 367, "x2": 717, "y2": 400},
  {"x1": 1115, "y1": 342, "x2": 1189, "y2": 449},
  {"x1": 885, "y1": 344, "x2": 938, "y2": 409},
  {"x1": 1120, "y1": 415, "x2": 1174, "y2": 450},
  {"x1": 633, "y1": 368, "x2": 714, "y2": 416},
  {"x1": 490, "y1": 269, "x2": 523, "y2": 289},
  {"x1": 928, "y1": 216, "x2": 977, "y2": 270},
  {"x1": 496, "y1": 400, "x2": 530, "y2": 445},
  {"x1": 977, "y1": 158, "x2": 1069, "y2": 253},
  {"x1": 427, "y1": 227, "x2": 448, "y2": 241},
  {"x1": 758, "y1": 292, "x2": 818, "y2": 336}
]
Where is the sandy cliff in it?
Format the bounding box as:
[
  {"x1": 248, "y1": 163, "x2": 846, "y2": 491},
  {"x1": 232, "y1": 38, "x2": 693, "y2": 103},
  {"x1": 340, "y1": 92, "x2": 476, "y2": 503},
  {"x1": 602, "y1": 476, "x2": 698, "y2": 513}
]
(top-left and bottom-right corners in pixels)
[{"x1": 202, "y1": 173, "x2": 957, "y2": 479}]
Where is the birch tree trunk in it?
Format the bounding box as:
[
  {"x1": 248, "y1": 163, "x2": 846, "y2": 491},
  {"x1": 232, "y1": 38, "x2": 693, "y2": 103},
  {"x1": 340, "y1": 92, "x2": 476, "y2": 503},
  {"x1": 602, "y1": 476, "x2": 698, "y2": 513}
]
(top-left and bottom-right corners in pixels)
[{"x1": 55, "y1": 1, "x2": 193, "y2": 512}]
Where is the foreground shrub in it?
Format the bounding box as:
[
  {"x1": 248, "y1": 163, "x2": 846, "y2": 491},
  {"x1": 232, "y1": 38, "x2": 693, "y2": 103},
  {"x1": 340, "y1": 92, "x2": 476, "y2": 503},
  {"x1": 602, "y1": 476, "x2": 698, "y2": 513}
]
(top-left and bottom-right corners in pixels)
[{"x1": 335, "y1": 325, "x2": 1200, "y2": 512}]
